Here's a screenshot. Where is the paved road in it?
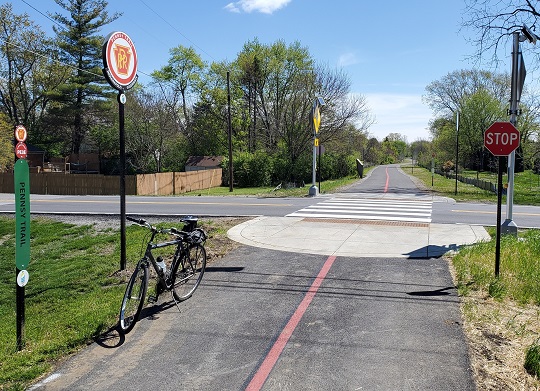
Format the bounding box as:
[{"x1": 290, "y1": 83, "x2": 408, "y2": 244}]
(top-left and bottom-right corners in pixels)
[
  {"x1": 1, "y1": 164, "x2": 538, "y2": 227},
  {"x1": 28, "y1": 165, "x2": 479, "y2": 390},
  {"x1": 30, "y1": 248, "x2": 474, "y2": 391}
]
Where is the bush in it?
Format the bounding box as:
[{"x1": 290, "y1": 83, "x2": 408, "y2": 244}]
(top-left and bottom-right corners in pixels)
[
  {"x1": 525, "y1": 342, "x2": 540, "y2": 378},
  {"x1": 224, "y1": 151, "x2": 273, "y2": 187}
]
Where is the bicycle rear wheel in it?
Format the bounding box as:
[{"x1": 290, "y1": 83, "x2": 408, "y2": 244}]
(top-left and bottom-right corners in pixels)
[
  {"x1": 119, "y1": 262, "x2": 148, "y2": 334},
  {"x1": 172, "y1": 244, "x2": 206, "y2": 302}
]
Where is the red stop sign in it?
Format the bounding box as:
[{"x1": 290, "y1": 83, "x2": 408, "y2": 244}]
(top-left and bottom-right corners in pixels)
[{"x1": 484, "y1": 122, "x2": 520, "y2": 156}]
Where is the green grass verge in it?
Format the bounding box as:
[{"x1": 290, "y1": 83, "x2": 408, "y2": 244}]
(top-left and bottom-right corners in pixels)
[
  {"x1": 452, "y1": 229, "x2": 540, "y2": 304},
  {"x1": 403, "y1": 165, "x2": 540, "y2": 205},
  {"x1": 0, "y1": 216, "x2": 236, "y2": 390},
  {"x1": 182, "y1": 171, "x2": 372, "y2": 197},
  {"x1": 402, "y1": 165, "x2": 498, "y2": 203},
  {"x1": 0, "y1": 217, "x2": 123, "y2": 390}
]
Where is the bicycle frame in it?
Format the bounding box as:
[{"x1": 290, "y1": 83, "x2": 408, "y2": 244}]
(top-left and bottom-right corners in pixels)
[{"x1": 140, "y1": 228, "x2": 188, "y2": 290}]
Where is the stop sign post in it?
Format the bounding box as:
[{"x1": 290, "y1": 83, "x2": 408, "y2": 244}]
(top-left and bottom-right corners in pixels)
[
  {"x1": 484, "y1": 121, "x2": 520, "y2": 156},
  {"x1": 484, "y1": 121, "x2": 521, "y2": 278}
]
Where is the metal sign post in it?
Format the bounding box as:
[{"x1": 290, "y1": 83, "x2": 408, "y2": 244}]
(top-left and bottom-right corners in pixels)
[
  {"x1": 102, "y1": 31, "x2": 138, "y2": 270},
  {"x1": 484, "y1": 121, "x2": 520, "y2": 277},
  {"x1": 14, "y1": 124, "x2": 30, "y2": 350},
  {"x1": 309, "y1": 97, "x2": 324, "y2": 196}
]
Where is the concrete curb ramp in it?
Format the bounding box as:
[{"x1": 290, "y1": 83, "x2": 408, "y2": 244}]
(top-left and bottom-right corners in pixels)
[{"x1": 228, "y1": 216, "x2": 490, "y2": 258}]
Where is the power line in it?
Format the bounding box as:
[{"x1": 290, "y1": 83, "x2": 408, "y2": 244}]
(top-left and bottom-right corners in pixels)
[
  {"x1": 19, "y1": 0, "x2": 66, "y2": 31},
  {"x1": 138, "y1": 0, "x2": 217, "y2": 63}
]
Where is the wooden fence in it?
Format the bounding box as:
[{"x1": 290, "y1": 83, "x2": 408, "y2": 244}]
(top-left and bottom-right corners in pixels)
[{"x1": 0, "y1": 168, "x2": 222, "y2": 195}]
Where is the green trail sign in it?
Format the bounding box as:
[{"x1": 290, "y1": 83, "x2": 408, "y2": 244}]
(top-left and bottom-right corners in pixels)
[{"x1": 15, "y1": 159, "x2": 30, "y2": 270}]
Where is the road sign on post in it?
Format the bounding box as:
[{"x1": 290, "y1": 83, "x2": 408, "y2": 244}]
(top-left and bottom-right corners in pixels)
[
  {"x1": 484, "y1": 121, "x2": 521, "y2": 278},
  {"x1": 102, "y1": 31, "x2": 138, "y2": 271},
  {"x1": 484, "y1": 122, "x2": 520, "y2": 156}
]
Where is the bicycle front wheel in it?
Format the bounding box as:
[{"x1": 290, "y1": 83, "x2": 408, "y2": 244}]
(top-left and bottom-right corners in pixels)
[
  {"x1": 172, "y1": 244, "x2": 206, "y2": 302},
  {"x1": 118, "y1": 262, "x2": 148, "y2": 334}
]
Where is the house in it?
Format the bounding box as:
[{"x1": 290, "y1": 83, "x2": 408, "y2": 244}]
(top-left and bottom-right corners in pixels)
[{"x1": 185, "y1": 156, "x2": 223, "y2": 172}]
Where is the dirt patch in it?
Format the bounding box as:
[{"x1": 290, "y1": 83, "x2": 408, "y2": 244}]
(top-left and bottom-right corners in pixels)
[{"x1": 446, "y1": 256, "x2": 540, "y2": 390}]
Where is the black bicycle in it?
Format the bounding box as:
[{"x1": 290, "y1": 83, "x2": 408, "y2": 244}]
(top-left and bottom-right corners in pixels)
[{"x1": 118, "y1": 216, "x2": 207, "y2": 334}]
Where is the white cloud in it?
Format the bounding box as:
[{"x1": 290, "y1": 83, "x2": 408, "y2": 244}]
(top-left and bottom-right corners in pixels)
[
  {"x1": 364, "y1": 93, "x2": 433, "y2": 141},
  {"x1": 337, "y1": 52, "x2": 360, "y2": 67},
  {"x1": 224, "y1": 0, "x2": 292, "y2": 14}
]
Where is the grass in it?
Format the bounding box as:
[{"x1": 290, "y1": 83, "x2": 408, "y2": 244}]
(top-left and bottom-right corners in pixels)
[
  {"x1": 405, "y1": 163, "x2": 540, "y2": 386},
  {"x1": 452, "y1": 229, "x2": 540, "y2": 304},
  {"x1": 402, "y1": 165, "x2": 498, "y2": 203},
  {"x1": 0, "y1": 217, "x2": 122, "y2": 390},
  {"x1": 403, "y1": 165, "x2": 540, "y2": 205},
  {"x1": 448, "y1": 229, "x2": 540, "y2": 389},
  {"x1": 0, "y1": 216, "x2": 241, "y2": 390},
  {"x1": 182, "y1": 172, "x2": 372, "y2": 197}
]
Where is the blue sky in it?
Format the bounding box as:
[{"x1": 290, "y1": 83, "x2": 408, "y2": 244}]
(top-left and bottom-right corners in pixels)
[{"x1": 12, "y1": 0, "x2": 508, "y2": 141}]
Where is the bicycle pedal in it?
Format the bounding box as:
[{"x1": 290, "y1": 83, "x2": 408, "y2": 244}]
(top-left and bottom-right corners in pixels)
[{"x1": 148, "y1": 295, "x2": 158, "y2": 303}]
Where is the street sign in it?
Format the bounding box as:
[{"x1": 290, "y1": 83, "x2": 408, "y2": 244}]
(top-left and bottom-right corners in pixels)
[
  {"x1": 102, "y1": 31, "x2": 138, "y2": 91},
  {"x1": 484, "y1": 122, "x2": 520, "y2": 156},
  {"x1": 14, "y1": 125, "x2": 27, "y2": 142},
  {"x1": 15, "y1": 159, "x2": 30, "y2": 270},
  {"x1": 313, "y1": 106, "x2": 320, "y2": 133},
  {"x1": 15, "y1": 142, "x2": 27, "y2": 159}
]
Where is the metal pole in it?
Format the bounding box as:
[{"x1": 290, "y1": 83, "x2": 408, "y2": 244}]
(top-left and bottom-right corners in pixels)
[
  {"x1": 318, "y1": 143, "x2": 321, "y2": 192},
  {"x1": 495, "y1": 156, "x2": 503, "y2": 277},
  {"x1": 227, "y1": 71, "x2": 233, "y2": 192},
  {"x1": 16, "y1": 267, "x2": 24, "y2": 350},
  {"x1": 502, "y1": 32, "x2": 519, "y2": 235},
  {"x1": 455, "y1": 111, "x2": 459, "y2": 195},
  {"x1": 309, "y1": 103, "x2": 318, "y2": 196},
  {"x1": 119, "y1": 92, "x2": 126, "y2": 270}
]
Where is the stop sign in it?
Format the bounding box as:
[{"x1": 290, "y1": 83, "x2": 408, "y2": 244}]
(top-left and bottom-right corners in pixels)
[{"x1": 484, "y1": 122, "x2": 520, "y2": 156}]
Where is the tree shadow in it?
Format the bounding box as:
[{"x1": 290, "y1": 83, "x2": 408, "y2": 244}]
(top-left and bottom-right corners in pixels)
[
  {"x1": 404, "y1": 243, "x2": 460, "y2": 259},
  {"x1": 406, "y1": 286, "x2": 455, "y2": 296}
]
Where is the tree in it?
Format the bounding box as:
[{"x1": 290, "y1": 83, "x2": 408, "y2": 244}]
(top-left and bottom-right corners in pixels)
[
  {"x1": 234, "y1": 40, "x2": 372, "y2": 182},
  {"x1": 0, "y1": 4, "x2": 67, "y2": 137},
  {"x1": 50, "y1": 0, "x2": 119, "y2": 155},
  {"x1": 151, "y1": 45, "x2": 206, "y2": 133},
  {"x1": 124, "y1": 87, "x2": 183, "y2": 173},
  {"x1": 462, "y1": 0, "x2": 540, "y2": 63},
  {"x1": 0, "y1": 113, "x2": 14, "y2": 171},
  {"x1": 459, "y1": 89, "x2": 506, "y2": 171},
  {"x1": 424, "y1": 69, "x2": 509, "y2": 116},
  {"x1": 429, "y1": 117, "x2": 457, "y2": 167}
]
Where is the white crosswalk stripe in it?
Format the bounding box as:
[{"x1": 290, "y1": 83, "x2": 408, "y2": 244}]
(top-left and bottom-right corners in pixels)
[{"x1": 286, "y1": 198, "x2": 432, "y2": 223}]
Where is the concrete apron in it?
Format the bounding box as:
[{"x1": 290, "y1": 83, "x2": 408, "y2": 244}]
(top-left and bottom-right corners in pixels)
[{"x1": 228, "y1": 216, "x2": 491, "y2": 258}]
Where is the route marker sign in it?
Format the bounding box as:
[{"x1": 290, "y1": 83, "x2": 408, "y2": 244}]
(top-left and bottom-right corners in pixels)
[
  {"x1": 484, "y1": 121, "x2": 520, "y2": 156},
  {"x1": 15, "y1": 142, "x2": 27, "y2": 159}
]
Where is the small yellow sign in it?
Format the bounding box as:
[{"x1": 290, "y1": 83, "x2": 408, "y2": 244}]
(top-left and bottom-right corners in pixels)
[
  {"x1": 313, "y1": 107, "x2": 321, "y2": 133},
  {"x1": 314, "y1": 138, "x2": 319, "y2": 147}
]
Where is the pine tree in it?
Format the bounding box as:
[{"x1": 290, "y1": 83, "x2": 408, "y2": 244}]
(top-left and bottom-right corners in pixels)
[{"x1": 50, "y1": 0, "x2": 119, "y2": 154}]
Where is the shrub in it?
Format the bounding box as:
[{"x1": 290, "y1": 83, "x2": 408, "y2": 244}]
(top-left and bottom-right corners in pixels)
[{"x1": 525, "y1": 342, "x2": 540, "y2": 378}]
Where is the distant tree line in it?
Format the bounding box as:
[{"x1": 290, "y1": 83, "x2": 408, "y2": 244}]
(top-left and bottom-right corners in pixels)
[{"x1": 1, "y1": 1, "x2": 388, "y2": 187}]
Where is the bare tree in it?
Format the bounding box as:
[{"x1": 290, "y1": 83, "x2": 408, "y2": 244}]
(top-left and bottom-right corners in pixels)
[{"x1": 463, "y1": 0, "x2": 540, "y2": 64}]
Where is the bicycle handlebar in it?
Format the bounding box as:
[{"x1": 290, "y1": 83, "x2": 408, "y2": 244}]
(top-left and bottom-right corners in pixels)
[
  {"x1": 126, "y1": 216, "x2": 206, "y2": 243},
  {"x1": 126, "y1": 216, "x2": 147, "y2": 226}
]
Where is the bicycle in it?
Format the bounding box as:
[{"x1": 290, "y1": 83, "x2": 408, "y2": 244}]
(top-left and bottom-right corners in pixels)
[{"x1": 118, "y1": 216, "x2": 207, "y2": 334}]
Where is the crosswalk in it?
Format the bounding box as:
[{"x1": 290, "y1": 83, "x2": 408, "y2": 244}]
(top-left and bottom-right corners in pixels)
[{"x1": 286, "y1": 197, "x2": 432, "y2": 223}]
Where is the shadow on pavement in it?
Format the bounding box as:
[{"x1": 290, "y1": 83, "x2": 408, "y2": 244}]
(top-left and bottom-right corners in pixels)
[{"x1": 404, "y1": 243, "x2": 460, "y2": 258}]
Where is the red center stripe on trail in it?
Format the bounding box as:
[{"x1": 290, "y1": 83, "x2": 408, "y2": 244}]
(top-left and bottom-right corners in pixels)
[
  {"x1": 245, "y1": 255, "x2": 337, "y2": 391},
  {"x1": 384, "y1": 166, "x2": 390, "y2": 193}
]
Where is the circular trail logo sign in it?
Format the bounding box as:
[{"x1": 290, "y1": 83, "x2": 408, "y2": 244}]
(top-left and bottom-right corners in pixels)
[
  {"x1": 14, "y1": 125, "x2": 27, "y2": 142},
  {"x1": 102, "y1": 31, "x2": 138, "y2": 91}
]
